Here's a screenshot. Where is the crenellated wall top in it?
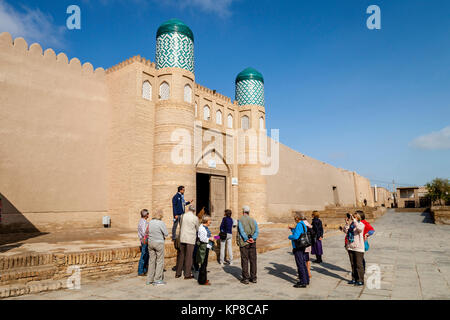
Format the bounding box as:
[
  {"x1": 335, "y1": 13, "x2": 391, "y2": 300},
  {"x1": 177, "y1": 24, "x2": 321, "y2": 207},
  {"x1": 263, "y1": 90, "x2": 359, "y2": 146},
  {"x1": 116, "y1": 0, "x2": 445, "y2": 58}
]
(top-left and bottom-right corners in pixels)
[
  {"x1": 105, "y1": 55, "x2": 156, "y2": 74},
  {"x1": 0, "y1": 32, "x2": 105, "y2": 77}
]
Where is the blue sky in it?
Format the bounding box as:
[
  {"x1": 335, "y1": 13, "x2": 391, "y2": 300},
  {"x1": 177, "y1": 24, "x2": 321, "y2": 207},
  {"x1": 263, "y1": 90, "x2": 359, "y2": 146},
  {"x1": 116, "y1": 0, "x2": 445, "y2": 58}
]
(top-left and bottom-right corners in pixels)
[{"x1": 1, "y1": 0, "x2": 449, "y2": 189}]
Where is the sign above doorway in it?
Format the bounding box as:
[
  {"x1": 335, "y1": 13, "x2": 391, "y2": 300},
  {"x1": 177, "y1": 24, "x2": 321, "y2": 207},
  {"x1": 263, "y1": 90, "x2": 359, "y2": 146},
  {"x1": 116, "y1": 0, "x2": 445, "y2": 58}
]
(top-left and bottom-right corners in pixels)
[{"x1": 208, "y1": 159, "x2": 216, "y2": 168}]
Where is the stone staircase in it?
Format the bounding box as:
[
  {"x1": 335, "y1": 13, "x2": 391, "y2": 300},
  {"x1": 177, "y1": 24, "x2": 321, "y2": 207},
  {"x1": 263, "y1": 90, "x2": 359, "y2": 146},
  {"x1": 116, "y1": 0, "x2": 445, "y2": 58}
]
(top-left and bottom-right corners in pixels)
[
  {"x1": 319, "y1": 206, "x2": 382, "y2": 229},
  {"x1": 288, "y1": 206, "x2": 386, "y2": 230}
]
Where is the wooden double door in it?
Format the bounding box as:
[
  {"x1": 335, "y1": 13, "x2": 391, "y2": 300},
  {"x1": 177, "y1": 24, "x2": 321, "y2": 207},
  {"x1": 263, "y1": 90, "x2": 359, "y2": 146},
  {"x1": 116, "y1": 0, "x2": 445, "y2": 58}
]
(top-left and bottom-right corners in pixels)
[
  {"x1": 210, "y1": 175, "x2": 226, "y2": 222},
  {"x1": 196, "y1": 173, "x2": 226, "y2": 225}
]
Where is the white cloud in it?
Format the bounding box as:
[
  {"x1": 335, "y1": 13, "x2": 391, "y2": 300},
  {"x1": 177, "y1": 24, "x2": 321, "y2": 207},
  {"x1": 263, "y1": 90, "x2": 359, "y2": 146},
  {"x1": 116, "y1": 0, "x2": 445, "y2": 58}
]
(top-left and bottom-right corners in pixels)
[
  {"x1": 158, "y1": 0, "x2": 236, "y2": 18},
  {"x1": 184, "y1": 0, "x2": 235, "y2": 17},
  {"x1": 0, "y1": 0, "x2": 65, "y2": 49},
  {"x1": 82, "y1": 0, "x2": 236, "y2": 18},
  {"x1": 410, "y1": 126, "x2": 450, "y2": 150}
]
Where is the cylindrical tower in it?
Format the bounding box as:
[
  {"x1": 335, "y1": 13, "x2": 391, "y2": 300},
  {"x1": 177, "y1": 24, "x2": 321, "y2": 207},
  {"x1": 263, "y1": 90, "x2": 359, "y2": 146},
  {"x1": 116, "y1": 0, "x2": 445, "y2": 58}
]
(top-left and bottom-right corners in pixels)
[
  {"x1": 156, "y1": 18, "x2": 195, "y2": 73},
  {"x1": 153, "y1": 19, "x2": 196, "y2": 227},
  {"x1": 235, "y1": 67, "x2": 268, "y2": 222},
  {"x1": 235, "y1": 67, "x2": 265, "y2": 107}
]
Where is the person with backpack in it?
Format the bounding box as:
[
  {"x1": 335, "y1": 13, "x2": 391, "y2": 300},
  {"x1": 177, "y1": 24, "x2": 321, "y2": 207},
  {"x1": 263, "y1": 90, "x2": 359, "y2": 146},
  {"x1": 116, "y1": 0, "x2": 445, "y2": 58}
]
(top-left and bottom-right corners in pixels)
[
  {"x1": 357, "y1": 210, "x2": 375, "y2": 270},
  {"x1": 340, "y1": 212, "x2": 365, "y2": 286},
  {"x1": 288, "y1": 212, "x2": 310, "y2": 288},
  {"x1": 300, "y1": 213, "x2": 313, "y2": 279}
]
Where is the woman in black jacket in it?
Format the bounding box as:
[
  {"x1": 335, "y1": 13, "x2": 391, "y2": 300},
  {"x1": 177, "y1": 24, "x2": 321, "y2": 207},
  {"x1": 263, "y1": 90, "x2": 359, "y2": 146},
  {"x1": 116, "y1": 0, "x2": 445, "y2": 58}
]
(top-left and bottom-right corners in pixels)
[{"x1": 311, "y1": 211, "x2": 324, "y2": 263}]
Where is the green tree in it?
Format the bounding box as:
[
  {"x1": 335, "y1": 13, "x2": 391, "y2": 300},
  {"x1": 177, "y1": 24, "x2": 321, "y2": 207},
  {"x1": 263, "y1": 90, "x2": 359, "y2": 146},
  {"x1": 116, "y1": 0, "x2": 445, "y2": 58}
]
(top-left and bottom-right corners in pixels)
[{"x1": 425, "y1": 178, "x2": 450, "y2": 206}]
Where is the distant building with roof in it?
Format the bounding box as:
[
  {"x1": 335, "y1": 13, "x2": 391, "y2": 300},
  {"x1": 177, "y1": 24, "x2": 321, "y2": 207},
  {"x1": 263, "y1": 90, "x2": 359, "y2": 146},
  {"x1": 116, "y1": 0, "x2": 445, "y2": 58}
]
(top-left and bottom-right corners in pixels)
[{"x1": 396, "y1": 186, "x2": 430, "y2": 208}]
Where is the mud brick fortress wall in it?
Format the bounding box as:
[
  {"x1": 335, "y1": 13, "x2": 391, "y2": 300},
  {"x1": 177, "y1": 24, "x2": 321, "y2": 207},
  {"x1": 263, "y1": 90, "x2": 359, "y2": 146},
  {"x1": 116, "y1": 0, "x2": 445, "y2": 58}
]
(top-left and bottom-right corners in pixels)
[
  {"x1": 0, "y1": 32, "x2": 109, "y2": 232},
  {"x1": 265, "y1": 143, "x2": 374, "y2": 222},
  {"x1": 0, "y1": 19, "x2": 376, "y2": 233}
]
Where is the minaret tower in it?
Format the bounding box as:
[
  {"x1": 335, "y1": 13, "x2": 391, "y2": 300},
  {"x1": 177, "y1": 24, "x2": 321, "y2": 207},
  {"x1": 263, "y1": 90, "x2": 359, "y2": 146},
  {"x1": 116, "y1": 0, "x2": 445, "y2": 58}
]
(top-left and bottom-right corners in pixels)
[
  {"x1": 152, "y1": 19, "x2": 196, "y2": 224},
  {"x1": 235, "y1": 67, "x2": 267, "y2": 222},
  {"x1": 156, "y1": 18, "x2": 195, "y2": 73}
]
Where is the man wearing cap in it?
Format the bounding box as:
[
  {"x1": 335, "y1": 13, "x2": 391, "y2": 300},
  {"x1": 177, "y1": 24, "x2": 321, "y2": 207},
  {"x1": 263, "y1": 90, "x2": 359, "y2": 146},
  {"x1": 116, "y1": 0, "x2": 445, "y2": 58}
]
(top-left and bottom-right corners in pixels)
[{"x1": 236, "y1": 205, "x2": 259, "y2": 284}]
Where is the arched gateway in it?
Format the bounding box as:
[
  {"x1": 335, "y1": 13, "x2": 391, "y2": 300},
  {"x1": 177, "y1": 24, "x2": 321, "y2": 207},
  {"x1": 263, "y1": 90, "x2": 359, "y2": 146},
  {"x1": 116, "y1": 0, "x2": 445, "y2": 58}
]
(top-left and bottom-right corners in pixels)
[{"x1": 195, "y1": 149, "x2": 231, "y2": 227}]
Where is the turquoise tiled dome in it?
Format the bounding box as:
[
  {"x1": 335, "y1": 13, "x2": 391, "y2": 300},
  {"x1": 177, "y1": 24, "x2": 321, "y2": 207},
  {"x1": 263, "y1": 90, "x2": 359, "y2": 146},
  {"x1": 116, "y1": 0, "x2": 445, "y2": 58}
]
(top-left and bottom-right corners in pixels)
[
  {"x1": 156, "y1": 19, "x2": 194, "y2": 73},
  {"x1": 235, "y1": 67, "x2": 264, "y2": 84},
  {"x1": 235, "y1": 67, "x2": 265, "y2": 107},
  {"x1": 156, "y1": 18, "x2": 194, "y2": 42}
]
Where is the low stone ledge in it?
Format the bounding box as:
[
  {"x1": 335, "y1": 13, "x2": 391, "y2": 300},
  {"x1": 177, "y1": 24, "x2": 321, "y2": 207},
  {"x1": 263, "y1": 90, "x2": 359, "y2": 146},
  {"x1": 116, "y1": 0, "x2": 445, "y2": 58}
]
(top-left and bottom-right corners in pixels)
[
  {"x1": 430, "y1": 206, "x2": 450, "y2": 225},
  {"x1": 394, "y1": 208, "x2": 430, "y2": 213}
]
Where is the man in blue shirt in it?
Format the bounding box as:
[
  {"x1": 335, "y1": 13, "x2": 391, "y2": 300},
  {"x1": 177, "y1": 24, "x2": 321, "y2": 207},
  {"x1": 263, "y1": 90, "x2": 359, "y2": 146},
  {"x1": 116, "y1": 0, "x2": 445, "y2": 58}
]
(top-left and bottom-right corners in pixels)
[{"x1": 171, "y1": 186, "x2": 193, "y2": 240}]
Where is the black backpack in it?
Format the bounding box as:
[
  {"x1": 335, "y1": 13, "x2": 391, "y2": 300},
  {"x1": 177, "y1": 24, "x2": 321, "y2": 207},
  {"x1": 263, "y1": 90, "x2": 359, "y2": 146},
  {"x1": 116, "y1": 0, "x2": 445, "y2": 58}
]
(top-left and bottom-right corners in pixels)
[{"x1": 294, "y1": 222, "x2": 313, "y2": 249}]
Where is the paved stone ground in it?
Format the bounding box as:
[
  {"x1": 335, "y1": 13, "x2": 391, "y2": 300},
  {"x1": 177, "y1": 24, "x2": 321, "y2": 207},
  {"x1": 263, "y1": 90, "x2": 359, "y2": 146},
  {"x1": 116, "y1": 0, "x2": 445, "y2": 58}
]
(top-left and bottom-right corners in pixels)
[
  {"x1": 7, "y1": 209, "x2": 450, "y2": 300},
  {"x1": 0, "y1": 224, "x2": 290, "y2": 256}
]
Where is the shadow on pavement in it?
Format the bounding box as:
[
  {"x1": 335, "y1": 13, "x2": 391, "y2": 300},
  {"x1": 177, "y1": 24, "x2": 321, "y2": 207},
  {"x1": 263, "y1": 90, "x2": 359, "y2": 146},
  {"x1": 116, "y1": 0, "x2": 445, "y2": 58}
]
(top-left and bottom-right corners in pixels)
[
  {"x1": 421, "y1": 210, "x2": 434, "y2": 224},
  {"x1": 0, "y1": 242, "x2": 24, "y2": 253},
  {"x1": 222, "y1": 265, "x2": 242, "y2": 280},
  {"x1": 264, "y1": 262, "x2": 298, "y2": 284},
  {"x1": 0, "y1": 193, "x2": 49, "y2": 251},
  {"x1": 317, "y1": 261, "x2": 348, "y2": 273},
  {"x1": 311, "y1": 265, "x2": 348, "y2": 281}
]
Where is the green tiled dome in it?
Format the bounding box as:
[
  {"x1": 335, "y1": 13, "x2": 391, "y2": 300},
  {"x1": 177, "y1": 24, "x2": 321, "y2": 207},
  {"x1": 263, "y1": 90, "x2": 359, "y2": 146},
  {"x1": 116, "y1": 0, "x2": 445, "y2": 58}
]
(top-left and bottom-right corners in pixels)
[
  {"x1": 235, "y1": 67, "x2": 265, "y2": 107},
  {"x1": 155, "y1": 18, "x2": 195, "y2": 73},
  {"x1": 156, "y1": 18, "x2": 194, "y2": 42},
  {"x1": 235, "y1": 67, "x2": 264, "y2": 84}
]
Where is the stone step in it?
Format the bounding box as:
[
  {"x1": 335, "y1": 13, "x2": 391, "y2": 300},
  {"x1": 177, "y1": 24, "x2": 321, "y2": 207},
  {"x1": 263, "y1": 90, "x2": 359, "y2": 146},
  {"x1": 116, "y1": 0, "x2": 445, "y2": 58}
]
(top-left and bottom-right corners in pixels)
[
  {"x1": 0, "y1": 253, "x2": 53, "y2": 271},
  {"x1": 0, "y1": 265, "x2": 57, "y2": 286},
  {"x1": 0, "y1": 278, "x2": 68, "y2": 299}
]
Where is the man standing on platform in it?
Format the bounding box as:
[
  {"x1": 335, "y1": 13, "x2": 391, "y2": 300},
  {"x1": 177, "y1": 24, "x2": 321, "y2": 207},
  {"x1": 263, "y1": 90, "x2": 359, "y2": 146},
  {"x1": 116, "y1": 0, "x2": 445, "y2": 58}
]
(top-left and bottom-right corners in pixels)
[{"x1": 171, "y1": 186, "x2": 193, "y2": 241}]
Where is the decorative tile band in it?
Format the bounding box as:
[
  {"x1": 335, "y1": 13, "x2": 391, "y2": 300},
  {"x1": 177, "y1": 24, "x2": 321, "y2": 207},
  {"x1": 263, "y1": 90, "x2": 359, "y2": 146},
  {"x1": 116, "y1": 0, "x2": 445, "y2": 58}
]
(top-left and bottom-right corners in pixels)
[
  {"x1": 156, "y1": 32, "x2": 194, "y2": 73},
  {"x1": 236, "y1": 79, "x2": 264, "y2": 106}
]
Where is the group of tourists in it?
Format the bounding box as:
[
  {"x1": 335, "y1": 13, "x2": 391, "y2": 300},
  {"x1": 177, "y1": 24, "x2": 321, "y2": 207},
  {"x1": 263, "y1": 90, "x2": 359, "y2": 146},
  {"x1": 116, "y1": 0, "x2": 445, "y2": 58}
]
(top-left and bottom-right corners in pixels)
[
  {"x1": 137, "y1": 185, "x2": 375, "y2": 288},
  {"x1": 137, "y1": 186, "x2": 259, "y2": 286}
]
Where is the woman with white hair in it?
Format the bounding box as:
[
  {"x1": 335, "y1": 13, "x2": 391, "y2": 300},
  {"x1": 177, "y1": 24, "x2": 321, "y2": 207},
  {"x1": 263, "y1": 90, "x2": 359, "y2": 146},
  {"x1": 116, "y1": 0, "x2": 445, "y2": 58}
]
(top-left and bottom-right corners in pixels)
[
  {"x1": 196, "y1": 215, "x2": 216, "y2": 285},
  {"x1": 146, "y1": 209, "x2": 168, "y2": 286}
]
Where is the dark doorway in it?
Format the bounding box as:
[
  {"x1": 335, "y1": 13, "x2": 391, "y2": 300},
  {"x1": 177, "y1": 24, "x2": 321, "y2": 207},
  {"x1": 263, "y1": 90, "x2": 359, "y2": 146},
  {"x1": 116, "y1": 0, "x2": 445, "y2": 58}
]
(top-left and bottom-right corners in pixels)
[
  {"x1": 419, "y1": 197, "x2": 431, "y2": 208},
  {"x1": 196, "y1": 173, "x2": 226, "y2": 227},
  {"x1": 196, "y1": 173, "x2": 210, "y2": 215},
  {"x1": 405, "y1": 200, "x2": 415, "y2": 208},
  {"x1": 332, "y1": 186, "x2": 340, "y2": 206}
]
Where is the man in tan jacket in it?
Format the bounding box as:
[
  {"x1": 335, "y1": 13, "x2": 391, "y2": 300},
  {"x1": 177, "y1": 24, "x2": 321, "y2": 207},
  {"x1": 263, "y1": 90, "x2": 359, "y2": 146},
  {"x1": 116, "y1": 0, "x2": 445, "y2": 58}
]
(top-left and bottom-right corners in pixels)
[{"x1": 175, "y1": 205, "x2": 199, "y2": 279}]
